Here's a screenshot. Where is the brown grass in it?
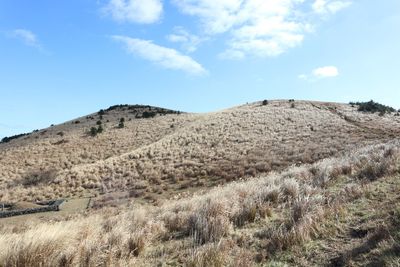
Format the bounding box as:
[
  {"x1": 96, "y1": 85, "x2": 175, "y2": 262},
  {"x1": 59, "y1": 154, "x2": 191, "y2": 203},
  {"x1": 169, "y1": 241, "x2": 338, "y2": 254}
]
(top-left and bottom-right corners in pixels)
[
  {"x1": 2, "y1": 100, "x2": 400, "y2": 203},
  {"x1": 0, "y1": 140, "x2": 399, "y2": 266},
  {"x1": 1, "y1": 101, "x2": 400, "y2": 266}
]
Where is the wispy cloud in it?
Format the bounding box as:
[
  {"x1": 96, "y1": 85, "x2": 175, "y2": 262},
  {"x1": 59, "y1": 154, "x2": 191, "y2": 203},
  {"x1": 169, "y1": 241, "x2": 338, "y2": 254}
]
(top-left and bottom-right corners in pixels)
[
  {"x1": 103, "y1": 0, "x2": 163, "y2": 24},
  {"x1": 312, "y1": 0, "x2": 352, "y2": 15},
  {"x1": 10, "y1": 29, "x2": 41, "y2": 49},
  {"x1": 173, "y1": 0, "x2": 351, "y2": 59},
  {"x1": 299, "y1": 66, "x2": 339, "y2": 81},
  {"x1": 112, "y1": 35, "x2": 207, "y2": 75},
  {"x1": 166, "y1": 27, "x2": 206, "y2": 53}
]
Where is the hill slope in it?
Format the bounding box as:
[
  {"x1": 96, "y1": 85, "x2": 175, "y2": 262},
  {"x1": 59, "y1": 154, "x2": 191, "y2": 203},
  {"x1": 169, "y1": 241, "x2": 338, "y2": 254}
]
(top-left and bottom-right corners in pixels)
[
  {"x1": 1, "y1": 139, "x2": 399, "y2": 266},
  {"x1": 1, "y1": 100, "x2": 400, "y2": 203}
]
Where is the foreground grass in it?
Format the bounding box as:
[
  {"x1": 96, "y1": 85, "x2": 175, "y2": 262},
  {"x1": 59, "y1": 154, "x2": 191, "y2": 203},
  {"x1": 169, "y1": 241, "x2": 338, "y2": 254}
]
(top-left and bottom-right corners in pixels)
[{"x1": 0, "y1": 140, "x2": 399, "y2": 266}]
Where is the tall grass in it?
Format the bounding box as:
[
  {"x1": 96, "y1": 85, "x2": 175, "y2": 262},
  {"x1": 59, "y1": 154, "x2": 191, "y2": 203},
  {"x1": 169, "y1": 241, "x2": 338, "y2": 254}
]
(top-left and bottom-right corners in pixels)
[{"x1": 0, "y1": 140, "x2": 399, "y2": 266}]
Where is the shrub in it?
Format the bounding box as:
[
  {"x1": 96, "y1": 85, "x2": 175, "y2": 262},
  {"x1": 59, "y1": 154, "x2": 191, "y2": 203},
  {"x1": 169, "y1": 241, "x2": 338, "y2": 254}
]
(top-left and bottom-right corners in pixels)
[
  {"x1": 142, "y1": 111, "x2": 156, "y2": 119},
  {"x1": 96, "y1": 120, "x2": 102, "y2": 126},
  {"x1": 89, "y1": 125, "x2": 104, "y2": 137},
  {"x1": 350, "y1": 100, "x2": 395, "y2": 114},
  {"x1": 98, "y1": 109, "x2": 105, "y2": 115},
  {"x1": 90, "y1": 127, "x2": 98, "y2": 137},
  {"x1": 1, "y1": 133, "x2": 30, "y2": 143},
  {"x1": 262, "y1": 100, "x2": 269, "y2": 106},
  {"x1": 356, "y1": 160, "x2": 390, "y2": 181},
  {"x1": 97, "y1": 125, "x2": 104, "y2": 134},
  {"x1": 21, "y1": 169, "x2": 57, "y2": 187},
  {"x1": 118, "y1": 118, "x2": 125, "y2": 129}
]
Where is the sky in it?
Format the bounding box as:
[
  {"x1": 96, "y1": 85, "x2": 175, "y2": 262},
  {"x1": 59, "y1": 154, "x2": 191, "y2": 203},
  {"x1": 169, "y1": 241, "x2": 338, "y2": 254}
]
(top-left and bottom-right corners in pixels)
[{"x1": 0, "y1": 0, "x2": 400, "y2": 138}]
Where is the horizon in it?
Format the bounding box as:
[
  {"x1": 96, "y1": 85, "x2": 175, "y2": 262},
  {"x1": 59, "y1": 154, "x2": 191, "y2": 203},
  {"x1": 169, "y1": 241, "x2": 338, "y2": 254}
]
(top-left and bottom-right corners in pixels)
[{"x1": 1, "y1": 0, "x2": 400, "y2": 138}]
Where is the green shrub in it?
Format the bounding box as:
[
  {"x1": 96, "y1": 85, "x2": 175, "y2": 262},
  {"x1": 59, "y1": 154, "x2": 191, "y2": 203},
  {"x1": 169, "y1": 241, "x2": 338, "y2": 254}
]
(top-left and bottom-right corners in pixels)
[
  {"x1": 1, "y1": 133, "x2": 30, "y2": 143},
  {"x1": 350, "y1": 100, "x2": 395, "y2": 114},
  {"x1": 262, "y1": 100, "x2": 269, "y2": 106},
  {"x1": 90, "y1": 127, "x2": 98, "y2": 137},
  {"x1": 142, "y1": 111, "x2": 156, "y2": 118},
  {"x1": 89, "y1": 125, "x2": 103, "y2": 137}
]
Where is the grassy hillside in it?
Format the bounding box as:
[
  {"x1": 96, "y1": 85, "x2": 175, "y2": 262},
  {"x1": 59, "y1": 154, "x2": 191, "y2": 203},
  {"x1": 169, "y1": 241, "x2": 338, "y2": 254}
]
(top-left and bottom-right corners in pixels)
[
  {"x1": 0, "y1": 140, "x2": 399, "y2": 266},
  {"x1": 1, "y1": 100, "x2": 400, "y2": 203},
  {"x1": 1, "y1": 100, "x2": 400, "y2": 266}
]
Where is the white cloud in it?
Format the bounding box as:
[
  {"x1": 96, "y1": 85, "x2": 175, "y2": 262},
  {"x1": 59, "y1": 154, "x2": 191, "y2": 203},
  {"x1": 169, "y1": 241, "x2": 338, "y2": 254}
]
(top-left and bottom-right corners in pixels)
[
  {"x1": 312, "y1": 66, "x2": 339, "y2": 77},
  {"x1": 112, "y1": 35, "x2": 207, "y2": 75},
  {"x1": 312, "y1": 0, "x2": 351, "y2": 15},
  {"x1": 173, "y1": 0, "x2": 351, "y2": 59},
  {"x1": 103, "y1": 0, "x2": 163, "y2": 24},
  {"x1": 173, "y1": 0, "x2": 243, "y2": 35},
  {"x1": 299, "y1": 65, "x2": 339, "y2": 81},
  {"x1": 10, "y1": 29, "x2": 40, "y2": 48},
  {"x1": 166, "y1": 27, "x2": 205, "y2": 53}
]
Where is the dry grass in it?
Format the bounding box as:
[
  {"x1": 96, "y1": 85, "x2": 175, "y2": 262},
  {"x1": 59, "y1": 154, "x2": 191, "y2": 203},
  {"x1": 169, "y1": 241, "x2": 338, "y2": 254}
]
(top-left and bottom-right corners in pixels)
[
  {"x1": 1, "y1": 139, "x2": 399, "y2": 266},
  {"x1": 2, "y1": 101, "x2": 400, "y2": 203}
]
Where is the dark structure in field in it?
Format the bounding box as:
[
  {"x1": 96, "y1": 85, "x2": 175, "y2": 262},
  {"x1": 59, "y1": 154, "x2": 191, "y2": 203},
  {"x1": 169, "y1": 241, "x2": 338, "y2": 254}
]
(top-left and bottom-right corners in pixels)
[{"x1": 0, "y1": 199, "x2": 65, "y2": 218}]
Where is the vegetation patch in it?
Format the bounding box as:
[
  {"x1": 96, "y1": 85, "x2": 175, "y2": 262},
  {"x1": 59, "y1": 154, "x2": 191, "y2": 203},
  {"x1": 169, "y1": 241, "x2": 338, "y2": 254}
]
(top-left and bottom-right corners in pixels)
[
  {"x1": 350, "y1": 100, "x2": 396, "y2": 114},
  {"x1": 1, "y1": 132, "x2": 30, "y2": 143}
]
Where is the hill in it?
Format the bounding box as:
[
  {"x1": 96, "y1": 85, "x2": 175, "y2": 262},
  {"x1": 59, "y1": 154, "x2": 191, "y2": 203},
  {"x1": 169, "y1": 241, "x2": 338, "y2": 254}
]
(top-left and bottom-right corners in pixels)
[
  {"x1": 1, "y1": 100, "x2": 400, "y2": 266},
  {"x1": 0, "y1": 138, "x2": 399, "y2": 266},
  {"x1": 1, "y1": 100, "x2": 400, "y2": 203}
]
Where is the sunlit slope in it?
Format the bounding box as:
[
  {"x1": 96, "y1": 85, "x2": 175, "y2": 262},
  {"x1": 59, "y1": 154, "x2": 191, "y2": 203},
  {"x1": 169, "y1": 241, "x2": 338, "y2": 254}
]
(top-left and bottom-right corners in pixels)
[
  {"x1": 1, "y1": 100, "x2": 399, "y2": 202},
  {"x1": 0, "y1": 105, "x2": 198, "y2": 199}
]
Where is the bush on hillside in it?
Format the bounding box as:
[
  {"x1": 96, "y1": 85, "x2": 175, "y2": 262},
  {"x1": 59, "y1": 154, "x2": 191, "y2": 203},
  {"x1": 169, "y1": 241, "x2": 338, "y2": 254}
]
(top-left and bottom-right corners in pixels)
[
  {"x1": 89, "y1": 125, "x2": 104, "y2": 137},
  {"x1": 350, "y1": 100, "x2": 395, "y2": 114},
  {"x1": 1, "y1": 133, "x2": 30, "y2": 143},
  {"x1": 142, "y1": 111, "x2": 156, "y2": 119},
  {"x1": 118, "y1": 118, "x2": 125, "y2": 128},
  {"x1": 90, "y1": 127, "x2": 98, "y2": 137},
  {"x1": 22, "y1": 169, "x2": 57, "y2": 187}
]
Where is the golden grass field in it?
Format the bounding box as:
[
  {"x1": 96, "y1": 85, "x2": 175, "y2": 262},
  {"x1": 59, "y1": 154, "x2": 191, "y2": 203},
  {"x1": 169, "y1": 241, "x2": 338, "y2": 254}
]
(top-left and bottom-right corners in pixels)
[{"x1": 0, "y1": 100, "x2": 400, "y2": 266}]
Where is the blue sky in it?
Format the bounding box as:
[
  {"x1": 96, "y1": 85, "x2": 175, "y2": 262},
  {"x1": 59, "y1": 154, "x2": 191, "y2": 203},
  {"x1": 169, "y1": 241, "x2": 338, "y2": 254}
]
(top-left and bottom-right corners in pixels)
[{"x1": 0, "y1": 0, "x2": 399, "y2": 138}]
